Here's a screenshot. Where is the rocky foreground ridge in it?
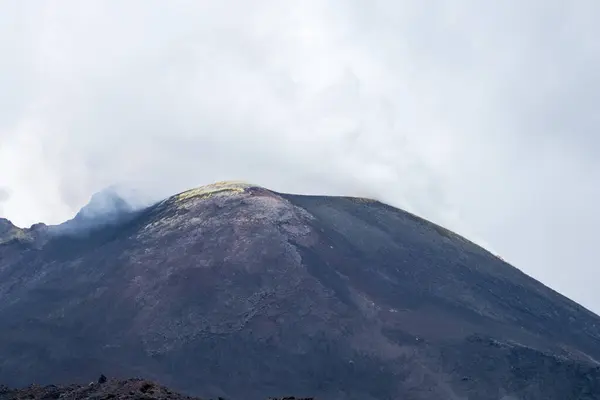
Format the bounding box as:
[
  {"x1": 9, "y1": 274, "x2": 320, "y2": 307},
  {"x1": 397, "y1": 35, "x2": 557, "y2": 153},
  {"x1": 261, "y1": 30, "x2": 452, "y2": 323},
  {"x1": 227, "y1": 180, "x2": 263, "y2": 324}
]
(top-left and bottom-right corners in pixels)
[
  {"x1": 0, "y1": 376, "x2": 313, "y2": 400},
  {"x1": 1, "y1": 181, "x2": 600, "y2": 399}
]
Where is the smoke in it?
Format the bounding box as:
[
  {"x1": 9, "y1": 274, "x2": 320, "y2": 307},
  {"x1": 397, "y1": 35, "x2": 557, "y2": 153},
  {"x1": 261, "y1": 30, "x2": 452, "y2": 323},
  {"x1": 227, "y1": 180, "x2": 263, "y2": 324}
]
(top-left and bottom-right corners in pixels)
[
  {"x1": 0, "y1": 188, "x2": 9, "y2": 203},
  {"x1": 49, "y1": 185, "x2": 153, "y2": 237},
  {"x1": 0, "y1": 188, "x2": 9, "y2": 217}
]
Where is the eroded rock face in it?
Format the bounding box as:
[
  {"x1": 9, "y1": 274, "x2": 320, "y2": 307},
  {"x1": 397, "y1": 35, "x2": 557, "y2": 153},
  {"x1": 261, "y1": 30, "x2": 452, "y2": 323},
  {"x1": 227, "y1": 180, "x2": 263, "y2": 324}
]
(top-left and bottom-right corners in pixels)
[
  {"x1": 0, "y1": 378, "x2": 197, "y2": 400},
  {"x1": 1, "y1": 182, "x2": 600, "y2": 400},
  {"x1": 0, "y1": 218, "x2": 25, "y2": 244},
  {"x1": 0, "y1": 378, "x2": 315, "y2": 400}
]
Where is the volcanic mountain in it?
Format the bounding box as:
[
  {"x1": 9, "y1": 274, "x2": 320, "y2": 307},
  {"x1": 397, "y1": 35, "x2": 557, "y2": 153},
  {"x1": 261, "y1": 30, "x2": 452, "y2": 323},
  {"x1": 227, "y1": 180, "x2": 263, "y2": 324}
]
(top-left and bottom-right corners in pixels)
[{"x1": 1, "y1": 181, "x2": 599, "y2": 400}]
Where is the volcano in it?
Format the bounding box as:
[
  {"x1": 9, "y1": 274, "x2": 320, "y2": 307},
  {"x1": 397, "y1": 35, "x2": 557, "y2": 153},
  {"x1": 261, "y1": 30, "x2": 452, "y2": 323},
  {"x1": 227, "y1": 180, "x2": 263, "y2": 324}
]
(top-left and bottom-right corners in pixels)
[{"x1": 1, "y1": 181, "x2": 599, "y2": 400}]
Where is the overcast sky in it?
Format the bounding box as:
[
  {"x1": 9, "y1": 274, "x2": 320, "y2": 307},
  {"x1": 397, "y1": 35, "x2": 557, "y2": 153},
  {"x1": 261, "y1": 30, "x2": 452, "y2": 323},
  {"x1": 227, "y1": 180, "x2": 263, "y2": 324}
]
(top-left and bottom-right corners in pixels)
[{"x1": 1, "y1": 1, "x2": 600, "y2": 312}]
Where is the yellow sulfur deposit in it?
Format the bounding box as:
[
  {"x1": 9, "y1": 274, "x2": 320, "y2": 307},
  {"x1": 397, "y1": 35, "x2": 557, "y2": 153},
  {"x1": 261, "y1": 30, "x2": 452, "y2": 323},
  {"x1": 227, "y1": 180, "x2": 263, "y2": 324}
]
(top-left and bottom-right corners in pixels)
[{"x1": 174, "y1": 181, "x2": 254, "y2": 203}]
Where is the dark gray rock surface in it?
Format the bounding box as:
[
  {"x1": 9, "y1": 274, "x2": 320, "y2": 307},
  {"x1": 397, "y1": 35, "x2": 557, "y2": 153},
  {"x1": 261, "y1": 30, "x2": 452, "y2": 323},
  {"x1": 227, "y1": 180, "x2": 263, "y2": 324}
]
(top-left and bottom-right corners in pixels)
[
  {"x1": 0, "y1": 378, "x2": 200, "y2": 400},
  {"x1": 1, "y1": 181, "x2": 599, "y2": 400}
]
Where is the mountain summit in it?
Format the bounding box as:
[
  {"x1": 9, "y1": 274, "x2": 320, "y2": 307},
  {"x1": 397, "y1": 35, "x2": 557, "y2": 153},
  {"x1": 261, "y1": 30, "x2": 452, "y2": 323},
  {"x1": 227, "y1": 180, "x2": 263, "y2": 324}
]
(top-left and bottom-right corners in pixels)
[{"x1": 0, "y1": 182, "x2": 599, "y2": 400}]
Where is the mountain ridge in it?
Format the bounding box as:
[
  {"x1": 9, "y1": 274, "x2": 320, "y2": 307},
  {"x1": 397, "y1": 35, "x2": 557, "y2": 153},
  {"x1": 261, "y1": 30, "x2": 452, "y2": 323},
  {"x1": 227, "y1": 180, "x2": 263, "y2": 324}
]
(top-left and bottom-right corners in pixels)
[
  {"x1": 0, "y1": 377, "x2": 316, "y2": 400},
  {"x1": 1, "y1": 181, "x2": 599, "y2": 399}
]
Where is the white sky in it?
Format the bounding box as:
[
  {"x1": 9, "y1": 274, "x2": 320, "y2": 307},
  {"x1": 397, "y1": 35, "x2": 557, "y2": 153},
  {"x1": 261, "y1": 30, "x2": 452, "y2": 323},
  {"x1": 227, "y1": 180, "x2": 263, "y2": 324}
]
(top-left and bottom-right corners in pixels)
[{"x1": 2, "y1": 1, "x2": 600, "y2": 312}]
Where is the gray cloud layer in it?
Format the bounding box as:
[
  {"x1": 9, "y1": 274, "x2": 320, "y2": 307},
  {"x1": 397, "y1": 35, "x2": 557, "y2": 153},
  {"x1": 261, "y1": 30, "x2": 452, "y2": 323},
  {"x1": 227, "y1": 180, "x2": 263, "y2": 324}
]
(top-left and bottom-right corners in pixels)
[{"x1": 1, "y1": 1, "x2": 600, "y2": 312}]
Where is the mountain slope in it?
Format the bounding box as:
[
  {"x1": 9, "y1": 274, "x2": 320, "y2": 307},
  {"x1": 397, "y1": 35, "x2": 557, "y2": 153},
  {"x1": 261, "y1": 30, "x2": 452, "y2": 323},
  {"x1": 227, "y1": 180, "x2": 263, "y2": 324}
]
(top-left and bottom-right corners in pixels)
[{"x1": 1, "y1": 181, "x2": 599, "y2": 400}]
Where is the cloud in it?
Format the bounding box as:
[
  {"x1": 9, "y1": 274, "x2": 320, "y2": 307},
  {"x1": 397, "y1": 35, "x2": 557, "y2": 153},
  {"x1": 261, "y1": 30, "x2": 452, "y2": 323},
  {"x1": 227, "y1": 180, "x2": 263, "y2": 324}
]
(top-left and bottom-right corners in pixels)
[
  {"x1": 0, "y1": 188, "x2": 9, "y2": 216},
  {"x1": 1, "y1": 1, "x2": 600, "y2": 311}
]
